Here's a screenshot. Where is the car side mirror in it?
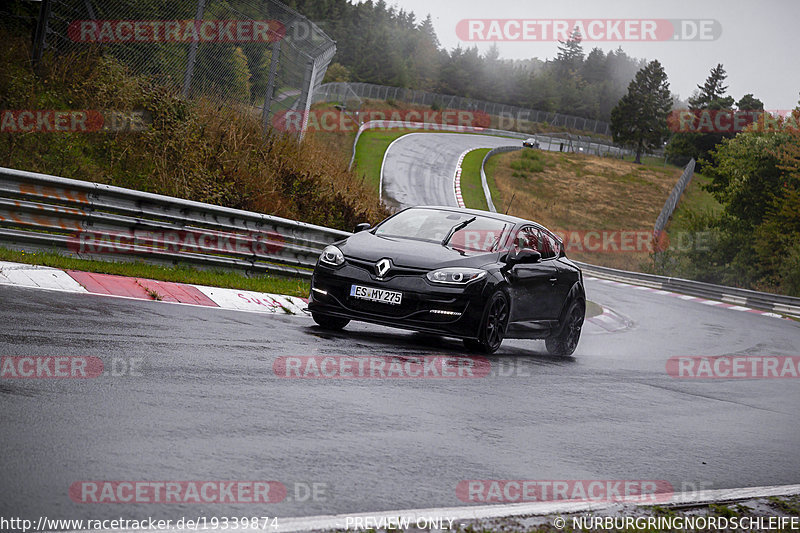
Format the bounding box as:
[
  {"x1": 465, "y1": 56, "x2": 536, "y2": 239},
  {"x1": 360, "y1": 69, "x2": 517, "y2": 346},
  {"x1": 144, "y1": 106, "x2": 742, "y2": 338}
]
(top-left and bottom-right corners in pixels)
[
  {"x1": 354, "y1": 222, "x2": 371, "y2": 233},
  {"x1": 506, "y1": 248, "x2": 541, "y2": 265}
]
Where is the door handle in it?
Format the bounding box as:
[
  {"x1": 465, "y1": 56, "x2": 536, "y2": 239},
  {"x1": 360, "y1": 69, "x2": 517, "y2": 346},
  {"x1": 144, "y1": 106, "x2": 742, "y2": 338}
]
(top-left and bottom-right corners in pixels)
[{"x1": 549, "y1": 277, "x2": 558, "y2": 283}]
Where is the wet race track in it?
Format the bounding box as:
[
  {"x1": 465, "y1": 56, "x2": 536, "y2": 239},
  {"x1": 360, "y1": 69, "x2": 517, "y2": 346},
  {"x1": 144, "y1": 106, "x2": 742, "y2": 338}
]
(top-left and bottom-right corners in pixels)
[
  {"x1": 1, "y1": 279, "x2": 799, "y2": 521},
  {"x1": 1, "y1": 131, "x2": 799, "y2": 523}
]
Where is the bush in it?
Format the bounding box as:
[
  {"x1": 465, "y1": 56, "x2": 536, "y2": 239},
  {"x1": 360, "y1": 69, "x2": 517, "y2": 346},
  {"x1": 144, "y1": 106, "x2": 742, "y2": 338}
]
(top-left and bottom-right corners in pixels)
[
  {"x1": 0, "y1": 27, "x2": 390, "y2": 231},
  {"x1": 510, "y1": 152, "x2": 546, "y2": 173}
]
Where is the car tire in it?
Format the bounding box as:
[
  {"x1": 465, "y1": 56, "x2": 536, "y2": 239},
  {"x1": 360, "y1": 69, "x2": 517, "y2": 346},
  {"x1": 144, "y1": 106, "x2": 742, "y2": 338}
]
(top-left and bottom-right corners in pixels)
[
  {"x1": 312, "y1": 312, "x2": 350, "y2": 331},
  {"x1": 545, "y1": 300, "x2": 584, "y2": 357},
  {"x1": 463, "y1": 290, "x2": 509, "y2": 354}
]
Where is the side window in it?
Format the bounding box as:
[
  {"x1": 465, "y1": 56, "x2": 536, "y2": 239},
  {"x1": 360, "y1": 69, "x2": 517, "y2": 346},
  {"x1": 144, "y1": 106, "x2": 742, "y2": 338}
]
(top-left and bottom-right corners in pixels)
[
  {"x1": 539, "y1": 230, "x2": 560, "y2": 260},
  {"x1": 514, "y1": 227, "x2": 539, "y2": 252}
]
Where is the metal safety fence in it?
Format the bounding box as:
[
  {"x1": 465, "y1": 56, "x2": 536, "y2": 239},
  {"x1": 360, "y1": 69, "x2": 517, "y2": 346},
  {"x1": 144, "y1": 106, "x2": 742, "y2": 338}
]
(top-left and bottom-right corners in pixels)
[
  {"x1": 654, "y1": 158, "x2": 696, "y2": 236},
  {"x1": 0, "y1": 166, "x2": 348, "y2": 278},
  {"x1": 31, "y1": 0, "x2": 336, "y2": 137},
  {"x1": 315, "y1": 82, "x2": 614, "y2": 137}
]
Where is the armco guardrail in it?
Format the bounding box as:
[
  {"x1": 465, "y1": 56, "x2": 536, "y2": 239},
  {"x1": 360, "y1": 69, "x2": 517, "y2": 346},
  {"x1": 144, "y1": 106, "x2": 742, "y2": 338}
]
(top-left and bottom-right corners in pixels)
[
  {"x1": 655, "y1": 158, "x2": 696, "y2": 236},
  {"x1": 2, "y1": 166, "x2": 797, "y2": 316},
  {"x1": 574, "y1": 261, "x2": 800, "y2": 317},
  {"x1": 0, "y1": 167, "x2": 349, "y2": 278},
  {"x1": 480, "y1": 146, "x2": 521, "y2": 213}
]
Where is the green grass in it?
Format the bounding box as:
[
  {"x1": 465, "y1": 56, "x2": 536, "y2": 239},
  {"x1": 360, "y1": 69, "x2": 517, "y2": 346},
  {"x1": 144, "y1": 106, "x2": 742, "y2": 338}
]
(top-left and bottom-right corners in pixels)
[
  {"x1": 666, "y1": 171, "x2": 723, "y2": 238},
  {"x1": 0, "y1": 247, "x2": 310, "y2": 297},
  {"x1": 585, "y1": 300, "x2": 603, "y2": 318},
  {"x1": 621, "y1": 154, "x2": 677, "y2": 169},
  {"x1": 352, "y1": 128, "x2": 420, "y2": 194},
  {"x1": 509, "y1": 149, "x2": 548, "y2": 175},
  {"x1": 460, "y1": 148, "x2": 490, "y2": 211}
]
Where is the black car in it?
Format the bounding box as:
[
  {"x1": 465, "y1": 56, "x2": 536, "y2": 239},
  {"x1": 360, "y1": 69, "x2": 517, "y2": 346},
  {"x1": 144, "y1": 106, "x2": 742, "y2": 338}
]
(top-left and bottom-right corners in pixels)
[{"x1": 308, "y1": 206, "x2": 585, "y2": 355}]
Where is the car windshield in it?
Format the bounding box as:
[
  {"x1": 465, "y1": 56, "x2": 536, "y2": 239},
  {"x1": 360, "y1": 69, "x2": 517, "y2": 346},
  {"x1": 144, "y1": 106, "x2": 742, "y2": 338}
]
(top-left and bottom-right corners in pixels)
[{"x1": 374, "y1": 208, "x2": 509, "y2": 252}]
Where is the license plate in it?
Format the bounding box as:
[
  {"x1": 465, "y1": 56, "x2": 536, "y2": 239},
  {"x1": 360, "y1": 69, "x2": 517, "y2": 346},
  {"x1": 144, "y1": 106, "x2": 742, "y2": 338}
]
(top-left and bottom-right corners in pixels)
[{"x1": 350, "y1": 285, "x2": 402, "y2": 305}]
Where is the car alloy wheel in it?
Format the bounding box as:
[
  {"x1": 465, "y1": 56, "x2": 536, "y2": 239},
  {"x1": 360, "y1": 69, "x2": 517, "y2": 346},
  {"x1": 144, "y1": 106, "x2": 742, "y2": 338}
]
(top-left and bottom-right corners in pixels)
[
  {"x1": 545, "y1": 301, "x2": 584, "y2": 356},
  {"x1": 464, "y1": 291, "x2": 509, "y2": 354}
]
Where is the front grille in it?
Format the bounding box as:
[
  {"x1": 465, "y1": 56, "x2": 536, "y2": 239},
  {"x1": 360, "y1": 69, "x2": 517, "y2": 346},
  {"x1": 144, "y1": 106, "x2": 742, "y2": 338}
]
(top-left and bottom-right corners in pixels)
[{"x1": 346, "y1": 257, "x2": 428, "y2": 279}]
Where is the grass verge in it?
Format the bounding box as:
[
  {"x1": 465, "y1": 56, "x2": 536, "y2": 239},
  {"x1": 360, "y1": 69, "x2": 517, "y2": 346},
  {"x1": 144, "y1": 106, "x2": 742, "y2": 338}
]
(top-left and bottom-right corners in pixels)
[
  {"x1": 460, "y1": 148, "x2": 491, "y2": 211},
  {"x1": 487, "y1": 150, "x2": 684, "y2": 271},
  {"x1": 0, "y1": 248, "x2": 310, "y2": 298},
  {"x1": 352, "y1": 128, "x2": 419, "y2": 194},
  {"x1": 666, "y1": 171, "x2": 723, "y2": 238}
]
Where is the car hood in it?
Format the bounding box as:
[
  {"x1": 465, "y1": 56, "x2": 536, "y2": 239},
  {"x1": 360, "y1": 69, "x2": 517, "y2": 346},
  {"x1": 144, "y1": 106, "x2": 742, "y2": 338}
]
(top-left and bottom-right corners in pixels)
[{"x1": 341, "y1": 231, "x2": 498, "y2": 270}]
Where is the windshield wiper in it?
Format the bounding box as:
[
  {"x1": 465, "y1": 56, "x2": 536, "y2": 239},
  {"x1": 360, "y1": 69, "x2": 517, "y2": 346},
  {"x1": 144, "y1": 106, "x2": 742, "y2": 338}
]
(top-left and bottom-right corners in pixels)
[{"x1": 441, "y1": 217, "x2": 476, "y2": 246}]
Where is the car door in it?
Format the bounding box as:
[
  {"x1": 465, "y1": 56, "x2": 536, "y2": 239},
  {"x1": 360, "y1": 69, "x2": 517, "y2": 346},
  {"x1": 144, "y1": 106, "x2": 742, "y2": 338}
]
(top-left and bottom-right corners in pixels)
[
  {"x1": 539, "y1": 229, "x2": 573, "y2": 317},
  {"x1": 507, "y1": 226, "x2": 560, "y2": 324}
]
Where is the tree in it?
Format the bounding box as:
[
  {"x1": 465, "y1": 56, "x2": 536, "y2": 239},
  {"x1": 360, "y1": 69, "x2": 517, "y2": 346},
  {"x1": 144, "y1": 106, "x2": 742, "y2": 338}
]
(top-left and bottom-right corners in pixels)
[
  {"x1": 736, "y1": 93, "x2": 764, "y2": 111},
  {"x1": 668, "y1": 64, "x2": 736, "y2": 167},
  {"x1": 610, "y1": 60, "x2": 672, "y2": 164},
  {"x1": 689, "y1": 63, "x2": 733, "y2": 109},
  {"x1": 554, "y1": 28, "x2": 584, "y2": 78},
  {"x1": 323, "y1": 62, "x2": 351, "y2": 83},
  {"x1": 581, "y1": 47, "x2": 606, "y2": 84}
]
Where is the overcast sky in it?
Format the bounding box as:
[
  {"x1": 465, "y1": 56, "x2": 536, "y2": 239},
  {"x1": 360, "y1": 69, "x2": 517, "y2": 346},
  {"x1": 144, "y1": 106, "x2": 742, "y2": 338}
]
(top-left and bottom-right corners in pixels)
[{"x1": 373, "y1": 0, "x2": 798, "y2": 109}]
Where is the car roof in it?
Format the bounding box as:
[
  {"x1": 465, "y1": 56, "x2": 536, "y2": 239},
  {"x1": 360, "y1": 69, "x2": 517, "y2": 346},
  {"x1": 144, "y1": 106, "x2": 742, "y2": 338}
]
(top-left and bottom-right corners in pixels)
[{"x1": 405, "y1": 205, "x2": 547, "y2": 230}]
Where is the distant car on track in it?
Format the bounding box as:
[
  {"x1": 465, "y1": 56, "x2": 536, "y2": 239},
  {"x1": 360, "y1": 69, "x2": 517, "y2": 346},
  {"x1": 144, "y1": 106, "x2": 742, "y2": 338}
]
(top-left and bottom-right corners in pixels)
[
  {"x1": 523, "y1": 138, "x2": 540, "y2": 148},
  {"x1": 308, "y1": 206, "x2": 585, "y2": 355}
]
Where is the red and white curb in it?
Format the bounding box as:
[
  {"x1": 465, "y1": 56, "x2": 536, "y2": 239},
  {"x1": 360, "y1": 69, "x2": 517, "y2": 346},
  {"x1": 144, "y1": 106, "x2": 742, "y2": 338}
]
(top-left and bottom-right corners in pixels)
[
  {"x1": 586, "y1": 304, "x2": 632, "y2": 332},
  {"x1": 0, "y1": 261, "x2": 308, "y2": 316},
  {"x1": 453, "y1": 149, "x2": 470, "y2": 208},
  {"x1": 585, "y1": 275, "x2": 786, "y2": 319}
]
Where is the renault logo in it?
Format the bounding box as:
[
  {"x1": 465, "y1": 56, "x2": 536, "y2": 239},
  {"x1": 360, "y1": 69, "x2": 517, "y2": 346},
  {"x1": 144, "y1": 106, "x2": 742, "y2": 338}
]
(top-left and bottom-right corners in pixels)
[{"x1": 376, "y1": 258, "x2": 392, "y2": 277}]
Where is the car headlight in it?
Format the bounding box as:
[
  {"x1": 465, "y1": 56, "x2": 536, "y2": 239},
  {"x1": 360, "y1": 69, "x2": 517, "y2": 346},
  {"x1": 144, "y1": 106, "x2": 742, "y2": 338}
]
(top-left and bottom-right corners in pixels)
[
  {"x1": 426, "y1": 268, "x2": 486, "y2": 285},
  {"x1": 319, "y1": 245, "x2": 345, "y2": 267}
]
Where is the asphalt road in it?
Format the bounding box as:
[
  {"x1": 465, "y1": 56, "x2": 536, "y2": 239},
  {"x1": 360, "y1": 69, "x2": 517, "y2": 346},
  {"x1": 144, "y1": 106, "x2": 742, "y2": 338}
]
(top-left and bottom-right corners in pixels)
[
  {"x1": 1, "y1": 283, "x2": 798, "y2": 522},
  {"x1": 379, "y1": 132, "x2": 619, "y2": 210},
  {"x1": 381, "y1": 133, "x2": 516, "y2": 209}
]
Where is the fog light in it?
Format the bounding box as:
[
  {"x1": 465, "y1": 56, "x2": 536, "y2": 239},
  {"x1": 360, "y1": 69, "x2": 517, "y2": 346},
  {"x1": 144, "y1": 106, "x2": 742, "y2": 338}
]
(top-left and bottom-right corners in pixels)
[{"x1": 430, "y1": 309, "x2": 461, "y2": 316}]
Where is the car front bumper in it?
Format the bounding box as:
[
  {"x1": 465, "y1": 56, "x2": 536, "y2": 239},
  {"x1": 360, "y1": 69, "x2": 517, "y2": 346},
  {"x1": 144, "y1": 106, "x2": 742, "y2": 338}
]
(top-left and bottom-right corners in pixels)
[{"x1": 307, "y1": 262, "x2": 490, "y2": 339}]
